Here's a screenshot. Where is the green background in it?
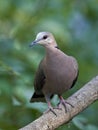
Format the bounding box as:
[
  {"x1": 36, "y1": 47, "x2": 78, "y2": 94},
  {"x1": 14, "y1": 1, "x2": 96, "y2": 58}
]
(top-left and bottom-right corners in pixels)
[{"x1": 0, "y1": 0, "x2": 98, "y2": 130}]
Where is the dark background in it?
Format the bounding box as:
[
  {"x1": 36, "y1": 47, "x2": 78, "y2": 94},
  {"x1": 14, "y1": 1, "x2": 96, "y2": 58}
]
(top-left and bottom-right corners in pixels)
[{"x1": 0, "y1": 0, "x2": 98, "y2": 130}]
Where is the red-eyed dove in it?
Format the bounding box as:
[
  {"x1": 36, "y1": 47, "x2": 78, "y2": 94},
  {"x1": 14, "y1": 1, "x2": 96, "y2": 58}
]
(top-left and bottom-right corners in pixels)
[{"x1": 29, "y1": 32, "x2": 78, "y2": 115}]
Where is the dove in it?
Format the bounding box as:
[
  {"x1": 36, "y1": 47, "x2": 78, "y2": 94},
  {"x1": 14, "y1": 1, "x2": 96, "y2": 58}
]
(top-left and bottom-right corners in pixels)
[{"x1": 29, "y1": 32, "x2": 78, "y2": 115}]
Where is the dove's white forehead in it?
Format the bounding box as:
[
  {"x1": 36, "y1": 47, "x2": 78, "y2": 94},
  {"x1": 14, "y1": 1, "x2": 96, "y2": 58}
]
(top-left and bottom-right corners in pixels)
[{"x1": 36, "y1": 32, "x2": 50, "y2": 40}]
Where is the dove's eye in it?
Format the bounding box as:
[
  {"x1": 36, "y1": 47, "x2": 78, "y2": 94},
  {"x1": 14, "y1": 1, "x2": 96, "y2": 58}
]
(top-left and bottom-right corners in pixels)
[{"x1": 43, "y1": 35, "x2": 48, "y2": 39}]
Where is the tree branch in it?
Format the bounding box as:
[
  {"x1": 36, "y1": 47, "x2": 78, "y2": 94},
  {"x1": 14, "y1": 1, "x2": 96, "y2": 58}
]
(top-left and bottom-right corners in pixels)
[{"x1": 19, "y1": 76, "x2": 98, "y2": 130}]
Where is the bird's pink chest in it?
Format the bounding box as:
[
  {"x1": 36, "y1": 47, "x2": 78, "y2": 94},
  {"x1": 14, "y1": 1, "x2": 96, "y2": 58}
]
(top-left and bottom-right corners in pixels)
[{"x1": 43, "y1": 55, "x2": 74, "y2": 94}]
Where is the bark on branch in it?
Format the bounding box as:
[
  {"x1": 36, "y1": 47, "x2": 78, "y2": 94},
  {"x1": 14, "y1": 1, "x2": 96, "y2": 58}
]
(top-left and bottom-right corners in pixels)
[{"x1": 19, "y1": 76, "x2": 98, "y2": 130}]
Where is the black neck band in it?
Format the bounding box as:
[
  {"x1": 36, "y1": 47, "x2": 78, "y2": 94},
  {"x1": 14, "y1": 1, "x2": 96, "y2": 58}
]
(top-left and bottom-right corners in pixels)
[{"x1": 55, "y1": 46, "x2": 59, "y2": 49}]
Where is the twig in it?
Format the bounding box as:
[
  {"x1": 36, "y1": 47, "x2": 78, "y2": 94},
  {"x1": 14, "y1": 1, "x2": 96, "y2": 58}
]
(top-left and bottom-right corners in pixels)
[{"x1": 19, "y1": 76, "x2": 98, "y2": 130}]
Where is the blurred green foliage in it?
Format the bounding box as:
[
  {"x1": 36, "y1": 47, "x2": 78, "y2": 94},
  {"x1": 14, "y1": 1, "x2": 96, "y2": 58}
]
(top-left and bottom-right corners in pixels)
[{"x1": 0, "y1": 0, "x2": 98, "y2": 130}]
